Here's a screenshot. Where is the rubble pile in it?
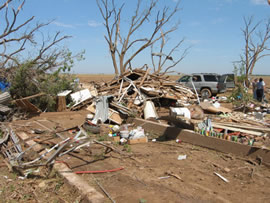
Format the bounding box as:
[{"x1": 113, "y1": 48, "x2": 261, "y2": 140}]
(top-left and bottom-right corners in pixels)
[
  {"x1": 91, "y1": 68, "x2": 196, "y2": 120},
  {"x1": 1, "y1": 68, "x2": 270, "y2": 176}
]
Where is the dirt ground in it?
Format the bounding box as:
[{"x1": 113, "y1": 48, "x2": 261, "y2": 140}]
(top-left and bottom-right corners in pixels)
[
  {"x1": 58, "y1": 139, "x2": 270, "y2": 203},
  {"x1": 0, "y1": 155, "x2": 82, "y2": 203}
]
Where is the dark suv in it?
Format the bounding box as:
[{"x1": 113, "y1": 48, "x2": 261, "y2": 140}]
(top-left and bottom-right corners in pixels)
[{"x1": 177, "y1": 73, "x2": 227, "y2": 98}]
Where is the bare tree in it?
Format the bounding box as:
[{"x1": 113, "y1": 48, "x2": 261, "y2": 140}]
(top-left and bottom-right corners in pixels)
[
  {"x1": 151, "y1": 30, "x2": 189, "y2": 75},
  {"x1": 241, "y1": 16, "x2": 270, "y2": 83},
  {"x1": 0, "y1": 0, "x2": 74, "y2": 73},
  {"x1": 97, "y1": 0, "x2": 185, "y2": 75}
]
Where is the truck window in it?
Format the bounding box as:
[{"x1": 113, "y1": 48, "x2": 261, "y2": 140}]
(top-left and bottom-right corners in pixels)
[
  {"x1": 179, "y1": 75, "x2": 190, "y2": 82},
  {"x1": 226, "y1": 75, "x2": 234, "y2": 82},
  {"x1": 219, "y1": 75, "x2": 226, "y2": 82},
  {"x1": 204, "y1": 75, "x2": 217, "y2": 82},
  {"x1": 192, "y1": 75, "x2": 202, "y2": 82}
]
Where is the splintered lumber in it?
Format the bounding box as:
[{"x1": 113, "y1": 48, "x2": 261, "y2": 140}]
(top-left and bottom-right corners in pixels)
[
  {"x1": 110, "y1": 102, "x2": 133, "y2": 114},
  {"x1": 16, "y1": 132, "x2": 43, "y2": 152},
  {"x1": 13, "y1": 93, "x2": 45, "y2": 113},
  {"x1": 108, "y1": 108, "x2": 122, "y2": 125},
  {"x1": 92, "y1": 68, "x2": 195, "y2": 120},
  {"x1": 127, "y1": 68, "x2": 150, "y2": 108},
  {"x1": 0, "y1": 92, "x2": 11, "y2": 104},
  {"x1": 0, "y1": 104, "x2": 11, "y2": 114},
  {"x1": 213, "y1": 122, "x2": 270, "y2": 134},
  {"x1": 15, "y1": 99, "x2": 41, "y2": 113},
  {"x1": 200, "y1": 102, "x2": 232, "y2": 113},
  {"x1": 211, "y1": 123, "x2": 265, "y2": 136},
  {"x1": 14, "y1": 93, "x2": 46, "y2": 101}
]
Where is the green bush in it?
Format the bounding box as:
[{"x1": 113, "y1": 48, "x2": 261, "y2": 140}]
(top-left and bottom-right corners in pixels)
[
  {"x1": 229, "y1": 62, "x2": 252, "y2": 111},
  {"x1": 9, "y1": 62, "x2": 77, "y2": 112}
]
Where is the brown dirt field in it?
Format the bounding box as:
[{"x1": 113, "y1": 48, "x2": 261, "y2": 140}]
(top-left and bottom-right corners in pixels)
[
  {"x1": 60, "y1": 139, "x2": 270, "y2": 203},
  {"x1": 0, "y1": 155, "x2": 82, "y2": 203},
  {"x1": 76, "y1": 74, "x2": 115, "y2": 83},
  {"x1": 76, "y1": 74, "x2": 181, "y2": 84}
]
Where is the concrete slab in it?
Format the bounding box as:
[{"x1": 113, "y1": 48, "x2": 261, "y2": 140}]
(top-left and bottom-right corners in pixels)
[{"x1": 54, "y1": 163, "x2": 104, "y2": 203}]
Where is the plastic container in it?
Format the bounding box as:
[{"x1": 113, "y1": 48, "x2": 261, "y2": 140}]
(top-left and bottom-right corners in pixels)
[
  {"x1": 120, "y1": 130, "x2": 130, "y2": 138},
  {"x1": 144, "y1": 101, "x2": 158, "y2": 119},
  {"x1": 129, "y1": 126, "x2": 145, "y2": 140}
]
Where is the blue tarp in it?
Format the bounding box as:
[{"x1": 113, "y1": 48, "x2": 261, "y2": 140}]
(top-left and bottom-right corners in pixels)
[{"x1": 0, "y1": 80, "x2": 10, "y2": 92}]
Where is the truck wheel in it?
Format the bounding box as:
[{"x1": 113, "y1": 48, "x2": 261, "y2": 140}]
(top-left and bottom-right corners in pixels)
[{"x1": 201, "y1": 88, "x2": 212, "y2": 99}]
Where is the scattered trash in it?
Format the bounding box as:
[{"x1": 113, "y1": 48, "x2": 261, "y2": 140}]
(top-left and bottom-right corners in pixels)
[
  {"x1": 158, "y1": 176, "x2": 171, "y2": 179},
  {"x1": 177, "y1": 154, "x2": 187, "y2": 160},
  {"x1": 175, "y1": 139, "x2": 182, "y2": 143},
  {"x1": 120, "y1": 138, "x2": 127, "y2": 144},
  {"x1": 170, "y1": 107, "x2": 191, "y2": 119},
  {"x1": 129, "y1": 126, "x2": 145, "y2": 140},
  {"x1": 214, "y1": 172, "x2": 229, "y2": 183}
]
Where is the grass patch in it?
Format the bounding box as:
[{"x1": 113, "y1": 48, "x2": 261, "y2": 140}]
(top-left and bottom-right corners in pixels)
[{"x1": 123, "y1": 144, "x2": 132, "y2": 153}]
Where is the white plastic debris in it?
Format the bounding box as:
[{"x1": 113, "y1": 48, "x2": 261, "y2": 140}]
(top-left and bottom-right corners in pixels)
[
  {"x1": 57, "y1": 90, "x2": 72, "y2": 97},
  {"x1": 86, "y1": 114, "x2": 94, "y2": 120},
  {"x1": 170, "y1": 107, "x2": 191, "y2": 119},
  {"x1": 129, "y1": 126, "x2": 145, "y2": 140},
  {"x1": 212, "y1": 102, "x2": 221, "y2": 108},
  {"x1": 120, "y1": 138, "x2": 127, "y2": 143},
  {"x1": 70, "y1": 89, "x2": 92, "y2": 107},
  {"x1": 120, "y1": 130, "x2": 129, "y2": 138},
  {"x1": 112, "y1": 125, "x2": 120, "y2": 132},
  {"x1": 177, "y1": 154, "x2": 187, "y2": 160},
  {"x1": 144, "y1": 101, "x2": 158, "y2": 119},
  {"x1": 214, "y1": 172, "x2": 229, "y2": 183}
]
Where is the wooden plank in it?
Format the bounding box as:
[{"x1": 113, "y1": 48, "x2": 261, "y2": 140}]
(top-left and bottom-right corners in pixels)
[
  {"x1": 13, "y1": 93, "x2": 45, "y2": 103},
  {"x1": 211, "y1": 123, "x2": 265, "y2": 136},
  {"x1": 213, "y1": 122, "x2": 270, "y2": 133},
  {"x1": 16, "y1": 132, "x2": 43, "y2": 152},
  {"x1": 108, "y1": 108, "x2": 122, "y2": 125},
  {"x1": 0, "y1": 92, "x2": 11, "y2": 104},
  {"x1": 127, "y1": 68, "x2": 150, "y2": 108},
  {"x1": 200, "y1": 102, "x2": 232, "y2": 113},
  {"x1": 57, "y1": 96, "x2": 66, "y2": 112},
  {"x1": 0, "y1": 104, "x2": 11, "y2": 114},
  {"x1": 15, "y1": 99, "x2": 41, "y2": 113}
]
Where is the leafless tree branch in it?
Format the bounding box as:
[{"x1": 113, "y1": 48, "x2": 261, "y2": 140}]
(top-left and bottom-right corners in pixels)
[
  {"x1": 97, "y1": 0, "x2": 182, "y2": 75},
  {"x1": 241, "y1": 16, "x2": 270, "y2": 84}
]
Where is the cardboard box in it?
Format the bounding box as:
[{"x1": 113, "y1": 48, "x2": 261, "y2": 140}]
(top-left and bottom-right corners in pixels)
[
  {"x1": 128, "y1": 136, "x2": 148, "y2": 145},
  {"x1": 112, "y1": 136, "x2": 120, "y2": 142}
]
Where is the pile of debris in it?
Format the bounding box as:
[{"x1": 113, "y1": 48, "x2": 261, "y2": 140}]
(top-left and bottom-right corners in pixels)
[
  {"x1": 58, "y1": 68, "x2": 196, "y2": 125},
  {"x1": 1, "y1": 68, "x2": 270, "y2": 176}
]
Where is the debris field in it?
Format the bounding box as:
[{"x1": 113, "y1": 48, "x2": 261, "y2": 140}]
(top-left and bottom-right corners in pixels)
[{"x1": 0, "y1": 69, "x2": 270, "y2": 202}]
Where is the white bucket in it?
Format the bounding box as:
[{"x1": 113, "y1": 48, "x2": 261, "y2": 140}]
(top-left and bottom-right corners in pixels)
[
  {"x1": 120, "y1": 130, "x2": 129, "y2": 138},
  {"x1": 144, "y1": 101, "x2": 158, "y2": 119}
]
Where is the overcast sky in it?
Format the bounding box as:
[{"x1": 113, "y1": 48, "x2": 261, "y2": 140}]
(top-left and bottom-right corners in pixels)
[{"x1": 21, "y1": 0, "x2": 270, "y2": 75}]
